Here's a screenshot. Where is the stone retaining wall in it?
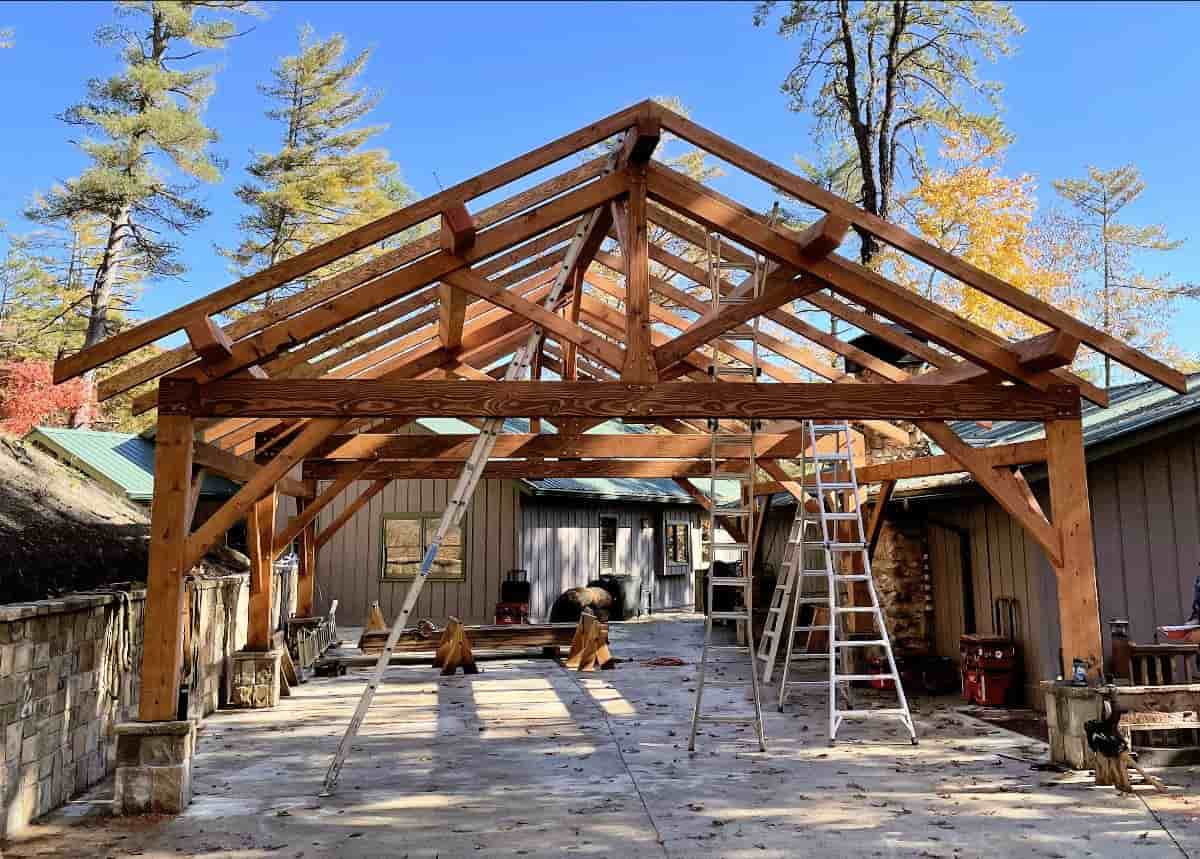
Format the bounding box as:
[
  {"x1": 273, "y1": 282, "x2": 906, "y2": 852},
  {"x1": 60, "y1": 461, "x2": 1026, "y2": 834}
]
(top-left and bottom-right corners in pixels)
[{"x1": 0, "y1": 562, "x2": 297, "y2": 837}]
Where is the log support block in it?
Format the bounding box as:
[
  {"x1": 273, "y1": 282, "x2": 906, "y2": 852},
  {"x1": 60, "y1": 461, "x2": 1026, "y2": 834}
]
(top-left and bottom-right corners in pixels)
[
  {"x1": 433, "y1": 617, "x2": 479, "y2": 675},
  {"x1": 565, "y1": 611, "x2": 613, "y2": 671},
  {"x1": 229, "y1": 649, "x2": 283, "y2": 709},
  {"x1": 114, "y1": 720, "x2": 196, "y2": 815}
]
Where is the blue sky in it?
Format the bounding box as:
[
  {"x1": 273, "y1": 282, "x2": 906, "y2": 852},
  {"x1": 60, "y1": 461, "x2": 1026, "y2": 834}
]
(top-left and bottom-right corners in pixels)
[{"x1": 1, "y1": 1, "x2": 1197, "y2": 354}]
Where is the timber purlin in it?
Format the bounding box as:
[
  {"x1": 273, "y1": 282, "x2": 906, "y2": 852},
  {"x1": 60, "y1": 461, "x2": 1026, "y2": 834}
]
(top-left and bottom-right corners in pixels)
[
  {"x1": 60, "y1": 98, "x2": 1188, "y2": 721},
  {"x1": 158, "y1": 379, "x2": 1083, "y2": 421}
]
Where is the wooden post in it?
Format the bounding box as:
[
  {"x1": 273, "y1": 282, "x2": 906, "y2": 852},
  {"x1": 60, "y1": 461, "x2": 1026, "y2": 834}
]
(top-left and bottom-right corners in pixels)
[
  {"x1": 246, "y1": 489, "x2": 277, "y2": 651},
  {"x1": 1045, "y1": 417, "x2": 1104, "y2": 678},
  {"x1": 138, "y1": 414, "x2": 195, "y2": 721},
  {"x1": 297, "y1": 500, "x2": 316, "y2": 617},
  {"x1": 619, "y1": 166, "x2": 657, "y2": 383}
]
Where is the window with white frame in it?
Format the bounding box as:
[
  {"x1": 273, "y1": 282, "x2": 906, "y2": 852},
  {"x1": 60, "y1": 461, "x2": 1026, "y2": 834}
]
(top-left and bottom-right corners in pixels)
[{"x1": 599, "y1": 516, "x2": 618, "y2": 574}]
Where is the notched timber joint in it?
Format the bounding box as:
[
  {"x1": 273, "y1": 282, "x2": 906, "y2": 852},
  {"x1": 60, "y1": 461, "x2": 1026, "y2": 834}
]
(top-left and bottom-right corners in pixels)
[
  {"x1": 185, "y1": 317, "x2": 234, "y2": 367},
  {"x1": 439, "y1": 204, "x2": 477, "y2": 255}
]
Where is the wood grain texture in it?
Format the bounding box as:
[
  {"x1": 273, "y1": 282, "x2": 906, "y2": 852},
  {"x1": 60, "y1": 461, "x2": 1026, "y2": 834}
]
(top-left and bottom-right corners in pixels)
[
  {"x1": 854, "y1": 439, "x2": 1047, "y2": 483},
  {"x1": 138, "y1": 414, "x2": 194, "y2": 721},
  {"x1": 1045, "y1": 417, "x2": 1104, "y2": 675},
  {"x1": 161, "y1": 378, "x2": 1082, "y2": 421},
  {"x1": 301, "y1": 458, "x2": 762, "y2": 481},
  {"x1": 246, "y1": 488, "x2": 277, "y2": 650},
  {"x1": 191, "y1": 438, "x2": 313, "y2": 498},
  {"x1": 308, "y1": 432, "x2": 809, "y2": 461}
]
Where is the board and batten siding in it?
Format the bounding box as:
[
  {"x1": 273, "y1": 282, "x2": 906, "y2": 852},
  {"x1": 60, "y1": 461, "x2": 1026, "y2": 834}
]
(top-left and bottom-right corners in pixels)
[
  {"x1": 923, "y1": 424, "x2": 1200, "y2": 705},
  {"x1": 520, "y1": 499, "x2": 703, "y2": 620},
  {"x1": 311, "y1": 478, "x2": 522, "y2": 626}
]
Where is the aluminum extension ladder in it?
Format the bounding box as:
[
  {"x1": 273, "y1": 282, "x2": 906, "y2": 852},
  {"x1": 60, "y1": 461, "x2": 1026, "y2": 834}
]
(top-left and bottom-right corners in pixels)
[
  {"x1": 776, "y1": 421, "x2": 917, "y2": 745},
  {"x1": 688, "y1": 231, "x2": 766, "y2": 753},
  {"x1": 320, "y1": 145, "x2": 636, "y2": 795}
]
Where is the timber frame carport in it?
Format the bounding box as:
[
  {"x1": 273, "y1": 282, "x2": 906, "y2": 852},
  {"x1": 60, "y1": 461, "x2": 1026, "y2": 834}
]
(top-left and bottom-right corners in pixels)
[{"x1": 53, "y1": 100, "x2": 1187, "y2": 725}]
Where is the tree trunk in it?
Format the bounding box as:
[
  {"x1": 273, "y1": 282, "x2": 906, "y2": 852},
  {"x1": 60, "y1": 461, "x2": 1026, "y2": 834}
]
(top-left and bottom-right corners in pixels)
[{"x1": 72, "y1": 204, "x2": 131, "y2": 428}]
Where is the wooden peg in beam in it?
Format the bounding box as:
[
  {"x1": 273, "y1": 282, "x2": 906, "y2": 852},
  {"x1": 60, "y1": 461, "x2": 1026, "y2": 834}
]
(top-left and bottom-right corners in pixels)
[
  {"x1": 185, "y1": 317, "x2": 234, "y2": 365},
  {"x1": 439, "y1": 204, "x2": 476, "y2": 255},
  {"x1": 796, "y1": 213, "x2": 852, "y2": 262}
]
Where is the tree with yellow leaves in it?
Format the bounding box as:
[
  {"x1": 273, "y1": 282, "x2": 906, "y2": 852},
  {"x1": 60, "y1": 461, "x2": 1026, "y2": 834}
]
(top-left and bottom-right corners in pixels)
[{"x1": 886, "y1": 128, "x2": 1074, "y2": 342}]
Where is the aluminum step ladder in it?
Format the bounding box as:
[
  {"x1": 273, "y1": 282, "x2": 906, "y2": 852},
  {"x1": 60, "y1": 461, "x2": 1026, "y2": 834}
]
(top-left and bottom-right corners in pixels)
[
  {"x1": 776, "y1": 421, "x2": 917, "y2": 746},
  {"x1": 755, "y1": 502, "x2": 807, "y2": 683},
  {"x1": 688, "y1": 231, "x2": 767, "y2": 753}
]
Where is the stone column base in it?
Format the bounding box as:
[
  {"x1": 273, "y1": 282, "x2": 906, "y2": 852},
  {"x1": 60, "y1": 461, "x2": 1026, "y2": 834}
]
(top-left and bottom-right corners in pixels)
[
  {"x1": 1042, "y1": 681, "x2": 1102, "y2": 769},
  {"x1": 230, "y1": 649, "x2": 282, "y2": 709},
  {"x1": 114, "y1": 721, "x2": 196, "y2": 815}
]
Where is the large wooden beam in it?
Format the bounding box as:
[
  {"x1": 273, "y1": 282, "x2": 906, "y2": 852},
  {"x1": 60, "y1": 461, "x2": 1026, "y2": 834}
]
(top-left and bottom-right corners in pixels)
[
  {"x1": 162, "y1": 378, "x2": 1082, "y2": 422},
  {"x1": 918, "y1": 421, "x2": 1061, "y2": 566},
  {"x1": 1045, "y1": 417, "x2": 1103, "y2": 677},
  {"x1": 437, "y1": 283, "x2": 468, "y2": 350},
  {"x1": 191, "y1": 438, "x2": 314, "y2": 499},
  {"x1": 56, "y1": 101, "x2": 653, "y2": 385},
  {"x1": 138, "y1": 414, "x2": 194, "y2": 721},
  {"x1": 303, "y1": 458, "x2": 765, "y2": 481},
  {"x1": 616, "y1": 166, "x2": 657, "y2": 383},
  {"x1": 651, "y1": 103, "x2": 1187, "y2": 392},
  {"x1": 245, "y1": 488, "x2": 277, "y2": 651},
  {"x1": 309, "y1": 432, "x2": 811, "y2": 461},
  {"x1": 296, "y1": 507, "x2": 316, "y2": 617},
  {"x1": 855, "y1": 439, "x2": 1048, "y2": 484},
  {"x1": 314, "y1": 478, "x2": 391, "y2": 552},
  {"x1": 185, "y1": 317, "x2": 235, "y2": 367}
]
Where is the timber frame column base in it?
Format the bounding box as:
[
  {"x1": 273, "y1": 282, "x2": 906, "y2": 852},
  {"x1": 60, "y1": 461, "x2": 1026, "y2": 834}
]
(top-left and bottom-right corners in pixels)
[
  {"x1": 229, "y1": 650, "x2": 283, "y2": 709},
  {"x1": 114, "y1": 720, "x2": 196, "y2": 815}
]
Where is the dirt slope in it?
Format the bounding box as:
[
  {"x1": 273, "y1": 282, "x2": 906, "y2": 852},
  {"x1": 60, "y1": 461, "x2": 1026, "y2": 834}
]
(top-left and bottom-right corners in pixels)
[{"x1": 0, "y1": 434, "x2": 150, "y2": 603}]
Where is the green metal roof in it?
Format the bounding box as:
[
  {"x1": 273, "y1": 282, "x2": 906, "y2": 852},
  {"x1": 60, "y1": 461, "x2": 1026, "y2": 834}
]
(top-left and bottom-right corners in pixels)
[{"x1": 27, "y1": 427, "x2": 238, "y2": 503}]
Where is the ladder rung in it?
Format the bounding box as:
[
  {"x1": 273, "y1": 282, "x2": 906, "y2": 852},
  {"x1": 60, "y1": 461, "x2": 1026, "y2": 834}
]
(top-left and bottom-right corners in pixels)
[
  {"x1": 714, "y1": 366, "x2": 755, "y2": 376},
  {"x1": 704, "y1": 679, "x2": 753, "y2": 688},
  {"x1": 787, "y1": 654, "x2": 831, "y2": 661},
  {"x1": 826, "y1": 542, "x2": 867, "y2": 551},
  {"x1": 809, "y1": 423, "x2": 850, "y2": 433},
  {"x1": 837, "y1": 709, "x2": 910, "y2": 718},
  {"x1": 709, "y1": 611, "x2": 750, "y2": 621},
  {"x1": 835, "y1": 674, "x2": 899, "y2": 682},
  {"x1": 821, "y1": 512, "x2": 861, "y2": 521},
  {"x1": 796, "y1": 597, "x2": 831, "y2": 605},
  {"x1": 783, "y1": 679, "x2": 839, "y2": 687},
  {"x1": 706, "y1": 541, "x2": 750, "y2": 550},
  {"x1": 811, "y1": 452, "x2": 852, "y2": 462},
  {"x1": 834, "y1": 639, "x2": 889, "y2": 647},
  {"x1": 792, "y1": 625, "x2": 830, "y2": 633},
  {"x1": 833, "y1": 575, "x2": 871, "y2": 582},
  {"x1": 709, "y1": 577, "x2": 751, "y2": 587},
  {"x1": 835, "y1": 606, "x2": 878, "y2": 613},
  {"x1": 699, "y1": 715, "x2": 757, "y2": 724},
  {"x1": 708, "y1": 645, "x2": 751, "y2": 653},
  {"x1": 803, "y1": 482, "x2": 856, "y2": 490}
]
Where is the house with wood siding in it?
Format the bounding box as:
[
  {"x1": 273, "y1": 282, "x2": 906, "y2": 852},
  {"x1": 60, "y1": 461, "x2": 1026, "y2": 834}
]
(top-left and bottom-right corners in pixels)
[
  {"x1": 759, "y1": 373, "x2": 1200, "y2": 705},
  {"x1": 306, "y1": 419, "x2": 710, "y2": 626}
]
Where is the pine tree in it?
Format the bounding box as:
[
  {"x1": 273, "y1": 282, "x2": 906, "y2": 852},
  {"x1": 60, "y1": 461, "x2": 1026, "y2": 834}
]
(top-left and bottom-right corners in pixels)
[
  {"x1": 225, "y1": 26, "x2": 410, "y2": 311},
  {"x1": 1053, "y1": 165, "x2": 1196, "y2": 387},
  {"x1": 26, "y1": 1, "x2": 255, "y2": 426}
]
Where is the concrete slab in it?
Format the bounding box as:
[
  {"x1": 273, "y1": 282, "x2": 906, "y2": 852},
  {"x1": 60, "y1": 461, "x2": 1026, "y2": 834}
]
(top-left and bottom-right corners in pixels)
[{"x1": 5, "y1": 615, "x2": 1195, "y2": 857}]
